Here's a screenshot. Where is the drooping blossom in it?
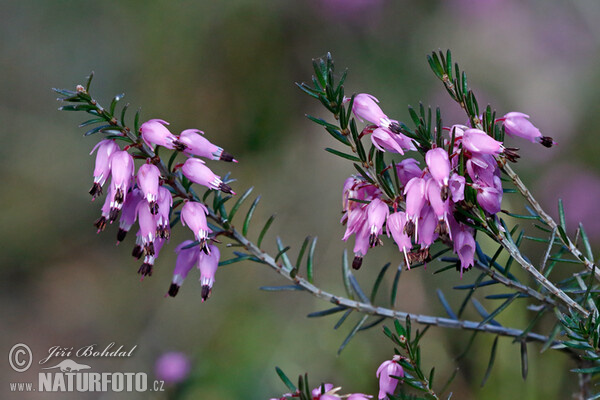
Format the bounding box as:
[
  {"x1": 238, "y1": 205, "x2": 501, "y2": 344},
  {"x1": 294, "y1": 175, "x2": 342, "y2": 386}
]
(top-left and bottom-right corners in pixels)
[
  {"x1": 395, "y1": 158, "x2": 422, "y2": 186},
  {"x1": 198, "y1": 244, "x2": 220, "y2": 302},
  {"x1": 136, "y1": 200, "x2": 158, "y2": 256},
  {"x1": 117, "y1": 188, "x2": 143, "y2": 243},
  {"x1": 156, "y1": 186, "x2": 172, "y2": 240},
  {"x1": 366, "y1": 198, "x2": 389, "y2": 247},
  {"x1": 178, "y1": 129, "x2": 237, "y2": 162},
  {"x1": 351, "y1": 93, "x2": 389, "y2": 127},
  {"x1": 425, "y1": 147, "x2": 451, "y2": 187},
  {"x1": 502, "y1": 112, "x2": 555, "y2": 147},
  {"x1": 371, "y1": 127, "x2": 412, "y2": 155},
  {"x1": 108, "y1": 150, "x2": 135, "y2": 219},
  {"x1": 387, "y1": 212, "x2": 412, "y2": 267},
  {"x1": 352, "y1": 223, "x2": 371, "y2": 270},
  {"x1": 139, "y1": 238, "x2": 165, "y2": 277},
  {"x1": 154, "y1": 352, "x2": 191, "y2": 385},
  {"x1": 94, "y1": 186, "x2": 113, "y2": 233},
  {"x1": 181, "y1": 158, "x2": 235, "y2": 194},
  {"x1": 140, "y1": 119, "x2": 184, "y2": 150},
  {"x1": 376, "y1": 356, "x2": 404, "y2": 399},
  {"x1": 168, "y1": 240, "x2": 200, "y2": 297},
  {"x1": 452, "y1": 224, "x2": 476, "y2": 272},
  {"x1": 180, "y1": 201, "x2": 211, "y2": 253},
  {"x1": 449, "y1": 173, "x2": 465, "y2": 202},
  {"x1": 462, "y1": 129, "x2": 504, "y2": 155},
  {"x1": 473, "y1": 176, "x2": 503, "y2": 215},
  {"x1": 403, "y1": 177, "x2": 427, "y2": 239},
  {"x1": 89, "y1": 139, "x2": 119, "y2": 198},
  {"x1": 137, "y1": 163, "x2": 161, "y2": 214}
]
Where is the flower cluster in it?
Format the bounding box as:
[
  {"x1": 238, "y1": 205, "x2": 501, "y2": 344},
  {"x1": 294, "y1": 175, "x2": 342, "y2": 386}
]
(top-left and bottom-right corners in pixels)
[
  {"x1": 89, "y1": 119, "x2": 236, "y2": 301},
  {"x1": 342, "y1": 94, "x2": 552, "y2": 272}
]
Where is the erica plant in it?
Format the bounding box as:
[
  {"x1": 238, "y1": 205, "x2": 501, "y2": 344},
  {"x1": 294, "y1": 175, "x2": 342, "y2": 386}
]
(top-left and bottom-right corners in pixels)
[{"x1": 56, "y1": 50, "x2": 600, "y2": 399}]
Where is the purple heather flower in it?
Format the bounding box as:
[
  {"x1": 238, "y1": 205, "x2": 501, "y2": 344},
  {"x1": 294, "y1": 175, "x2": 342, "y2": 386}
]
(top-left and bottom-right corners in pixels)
[
  {"x1": 474, "y1": 176, "x2": 503, "y2": 215},
  {"x1": 154, "y1": 352, "x2": 191, "y2": 385},
  {"x1": 343, "y1": 206, "x2": 368, "y2": 241},
  {"x1": 366, "y1": 198, "x2": 389, "y2": 247},
  {"x1": 371, "y1": 127, "x2": 411, "y2": 154},
  {"x1": 178, "y1": 129, "x2": 237, "y2": 162},
  {"x1": 502, "y1": 112, "x2": 555, "y2": 147},
  {"x1": 352, "y1": 224, "x2": 371, "y2": 270},
  {"x1": 404, "y1": 177, "x2": 427, "y2": 239},
  {"x1": 139, "y1": 238, "x2": 165, "y2": 277},
  {"x1": 449, "y1": 173, "x2": 465, "y2": 202},
  {"x1": 426, "y1": 179, "x2": 451, "y2": 234},
  {"x1": 89, "y1": 139, "x2": 119, "y2": 198},
  {"x1": 462, "y1": 129, "x2": 504, "y2": 155},
  {"x1": 117, "y1": 188, "x2": 143, "y2": 243},
  {"x1": 180, "y1": 201, "x2": 211, "y2": 253},
  {"x1": 453, "y1": 225, "x2": 476, "y2": 272},
  {"x1": 108, "y1": 150, "x2": 135, "y2": 219},
  {"x1": 168, "y1": 240, "x2": 200, "y2": 297},
  {"x1": 425, "y1": 147, "x2": 451, "y2": 186},
  {"x1": 137, "y1": 163, "x2": 161, "y2": 214},
  {"x1": 140, "y1": 119, "x2": 183, "y2": 150},
  {"x1": 418, "y1": 204, "x2": 440, "y2": 249},
  {"x1": 156, "y1": 186, "x2": 172, "y2": 240},
  {"x1": 376, "y1": 356, "x2": 404, "y2": 399},
  {"x1": 466, "y1": 153, "x2": 498, "y2": 186},
  {"x1": 181, "y1": 158, "x2": 235, "y2": 195},
  {"x1": 94, "y1": 186, "x2": 113, "y2": 233},
  {"x1": 352, "y1": 93, "x2": 389, "y2": 127},
  {"x1": 395, "y1": 158, "x2": 422, "y2": 186},
  {"x1": 311, "y1": 383, "x2": 334, "y2": 398},
  {"x1": 198, "y1": 244, "x2": 220, "y2": 302},
  {"x1": 136, "y1": 200, "x2": 158, "y2": 256},
  {"x1": 387, "y1": 212, "x2": 412, "y2": 267}
]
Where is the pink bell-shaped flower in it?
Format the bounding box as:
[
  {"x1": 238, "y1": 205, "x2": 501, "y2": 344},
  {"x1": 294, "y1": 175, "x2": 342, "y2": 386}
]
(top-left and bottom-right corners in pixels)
[
  {"x1": 117, "y1": 188, "x2": 143, "y2": 243},
  {"x1": 168, "y1": 240, "x2": 200, "y2": 297},
  {"x1": 140, "y1": 119, "x2": 184, "y2": 150},
  {"x1": 404, "y1": 177, "x2": 427, "y2": 239},
  {"x1": 395, "y1": 158, "x2": 422, "y2": 186},
  {"x1": 371, "y1": 127, "x2": 405, "y2": 155},
  {"x1": 462, "y1": 129, "x2": 503, "y2": 155},
  {"x1": 180, "y1": 201, "x2": 211, "y2": 253},
  {"x1": 89, "y1": 139, "x2": 119, "y2": 198},
  {"x1": 137, "y1": 163, "x2": 161, "y2": 214},
  {"x1": 449, "y1": 173, "x2": 465, "y2": 202},
  {"x1": 108, "y1": 150, "x2": 135, "y2": 219},
  {"x1": 352, "y1": 224, "x2": 371, "y2": 270},
  {"x1": 181, "y1": 158, "x2": 235, "y2": 195},
  {"x1": 453, "y1": 225, "x2": 476, "y2": 272},
  {"x1": 387, "y1": 212, "x2": 412, "y2": 267},
  {"x1": 474, "y1": 176, "x2": 503, "y2": 215},
  {"x1": 178, "y1": 129, "x2": 237, "y2": 162},
  {"x1": 352, "y1": 93, "x2": 388, "y2": 126},
  {"x1": 138, "y1": 237, "x2": 165, "y2": 277},
  {"x1": 425, "y1": 147, "x2": 450, "y2": 186},
  {"x1": 366, "y1": 198, "x2": 389, "y2": 247},
  {"x1": 136, "y1": 200, "x2": 158, "y2": 257},
  {"x1": 156, "y1": 186, "x2": 172, "y2": 240},
  {"x1": 502, "y1": 112, "x2": 555, "y2": 147},
  {"x1": 198, "y1": 244, "x2": 220, "y2": 302},
  {"x1": 376, "y1": 356, "x2": 404, "y2": 400}
]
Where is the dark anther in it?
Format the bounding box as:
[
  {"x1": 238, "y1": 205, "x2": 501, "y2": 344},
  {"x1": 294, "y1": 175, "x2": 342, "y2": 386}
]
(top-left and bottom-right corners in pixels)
[
  {"x1": 201, "y1": 285, "x2": 211, "y2": 301},
  {"x1": 404, "y1": 220, "x2": 415, "y2": 237},
  {"x1": 114, "y1": 188, "x2": 124, "y2": 204},
  {"x1": 503, "y1": 147, "x2": 520, "y2": 163},
  {"x1": 172, "y1": 140, "x2": 187, "y2": 152},
  {"x1": 117, "y1": 229, "x2": 127, "y2": 243},
  {"x1": 137, "y1": 263, "x2": 153, "y2": 277},
  {"x1": 440, "y1": 185, "x2": 449, "y2": 202},
  {"x1": 220, "y1": 151, "x2": 235, "y2": 162},
  {"x1": 352, "y1": 256, "x2": 363, "y2": 270},
  {"x1": 219, "y1": 183, "x2": 234, "y2": 195},
  {"x1": 149, "y1": 202, "x2": 159, "y2": 215},
  {"x1": 540, "y1": 136, "x2": 555, "y2": 148},
  {"x1": 94, "y1": 216, "x2": 107, "y2": 232},
  {"x1": 89, "y1": 183, "x2": 102, "y2": 198},
  {"x1": 109, "y1": 208, "x2": 120, "y2": 222},
  {"x1": 131, "y1": 245, "x2": 143, "y2": 259},
  {"x1": 168, "y1": 284, "x2": 180, "y2": 297}
]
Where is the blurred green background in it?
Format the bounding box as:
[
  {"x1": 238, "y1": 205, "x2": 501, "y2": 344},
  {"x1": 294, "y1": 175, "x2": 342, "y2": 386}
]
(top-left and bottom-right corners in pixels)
[{"x1": 2, "y1": 0, "x2": 600, "y2": 399}]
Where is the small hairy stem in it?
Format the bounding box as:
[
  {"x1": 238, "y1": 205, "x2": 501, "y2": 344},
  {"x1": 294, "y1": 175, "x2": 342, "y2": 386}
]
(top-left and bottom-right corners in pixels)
[{"x1": 503, "y1": 164, "x2": 600, "y2": 282}]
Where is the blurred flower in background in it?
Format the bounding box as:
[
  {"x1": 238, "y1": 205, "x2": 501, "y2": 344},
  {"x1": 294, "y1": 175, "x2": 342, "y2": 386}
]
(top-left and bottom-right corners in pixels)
[{"x1": 155, "y1": 351, "x2": 191, "y2": 385}]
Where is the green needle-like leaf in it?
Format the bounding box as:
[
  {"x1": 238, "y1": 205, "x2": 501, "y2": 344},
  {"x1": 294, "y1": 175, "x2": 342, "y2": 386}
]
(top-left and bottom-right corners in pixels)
[
  {"x1": 337, "y1": 315, "x2": 368, "y2": 355},
  {"x1": 257, "y1": 214, "x2": 276, "y2": 248},
  {"x1": 370, "y1": 263, "x2": 391, "y2": 303},
  {"x1": 306, "y1": 237, "x2": 317, "y2": 284},
  {"x1": 275, "y1": 367, "x2": 297, "y2": 393},
  {"x1": 228, "y1": 187, "x2": 253, "y2": 223},
  {"x1": 325, "y1": 147, "x2": 360, "y2": 162},
  {"x1": 480, "y1": 336, "x2": 499, "y2": 387}
]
